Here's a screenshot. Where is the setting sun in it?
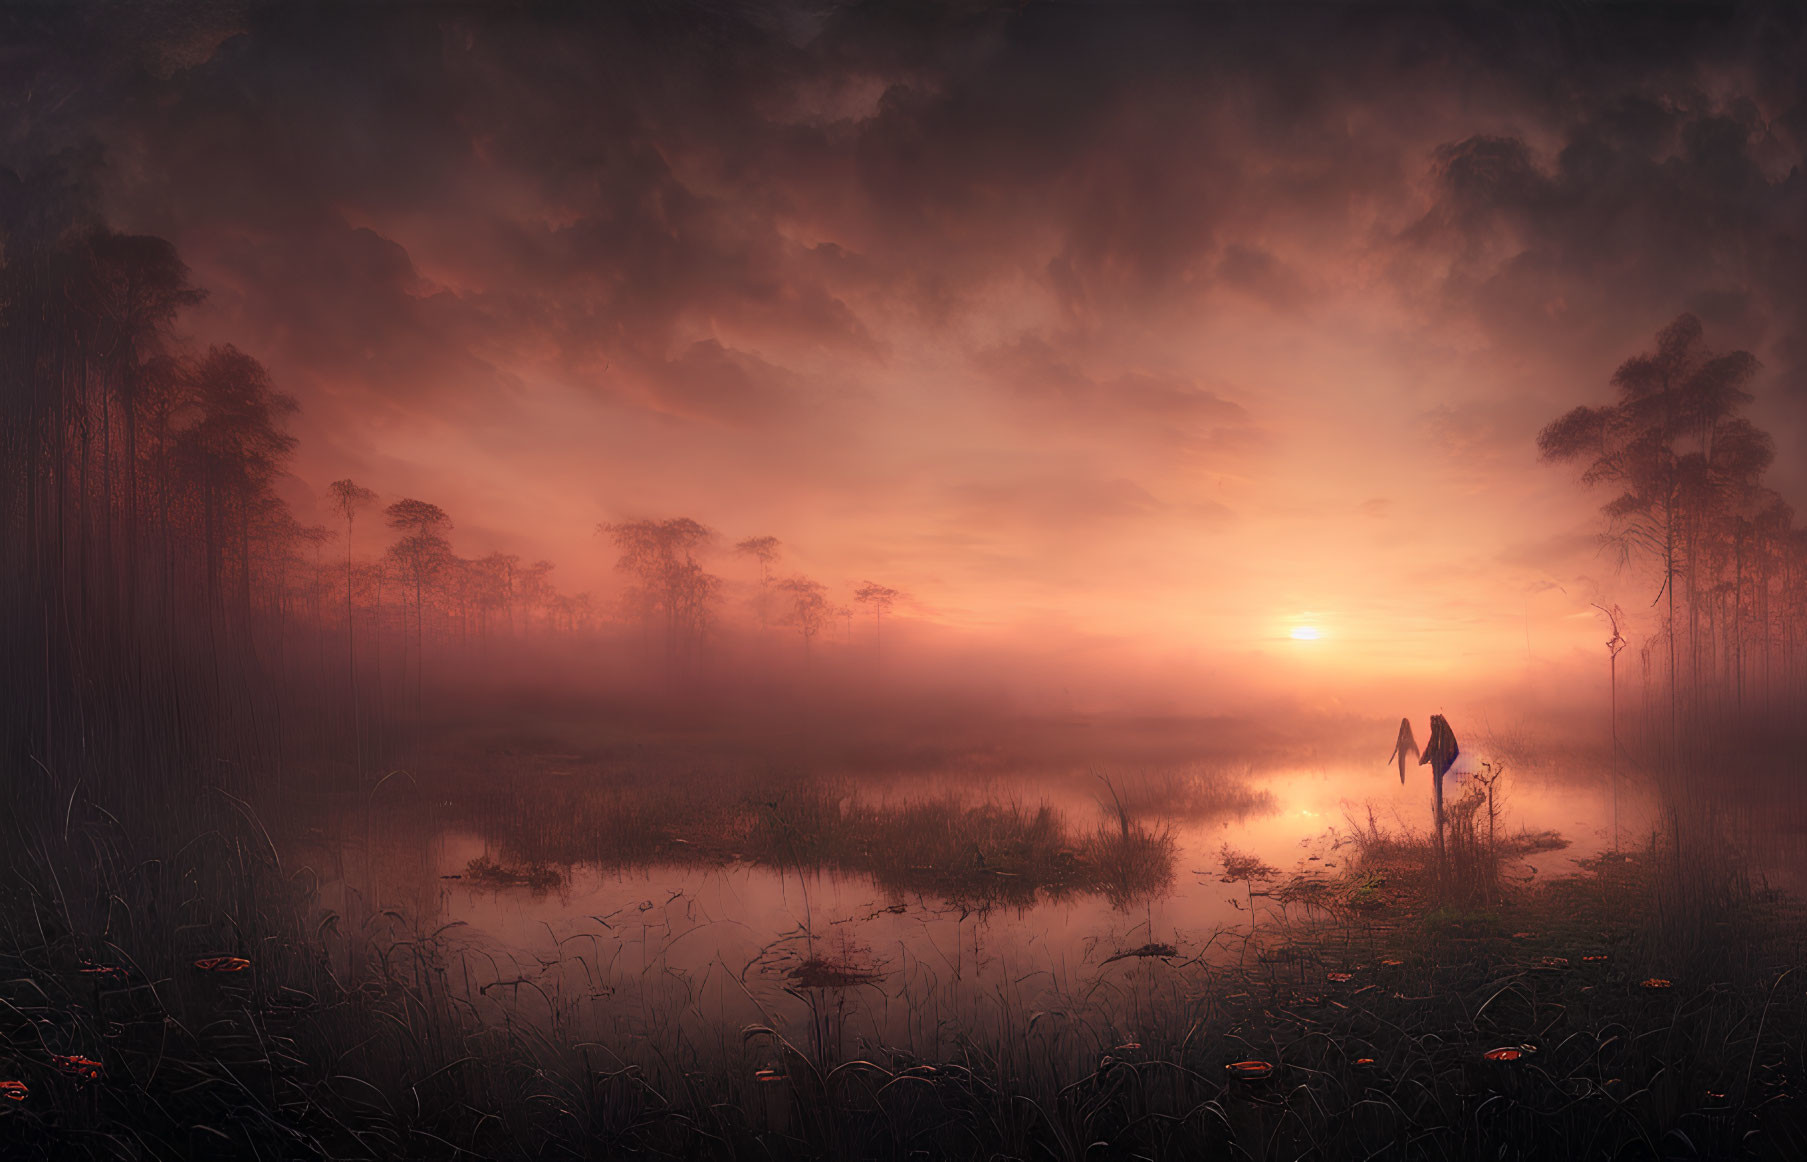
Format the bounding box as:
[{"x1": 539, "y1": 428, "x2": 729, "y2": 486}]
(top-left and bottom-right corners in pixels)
[{"x1": 1291, "y1": 626, "x2": 1321, "y2": 641}]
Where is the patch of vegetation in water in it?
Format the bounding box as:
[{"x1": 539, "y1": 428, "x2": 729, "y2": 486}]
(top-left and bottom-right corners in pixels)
[
  {"x1": 788, "y1": 957, "x2": 885, "y2": 989},
  {"x1": 462, "y1": 853, "x2": 566, "y2": 892},
  {"x1": 460, "y1": 769, "x2": 1177, "y2": 908}
]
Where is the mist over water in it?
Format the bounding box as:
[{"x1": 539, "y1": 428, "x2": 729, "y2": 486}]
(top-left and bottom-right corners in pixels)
[
  {"x1": 273, "y1": 719, "x2": 1644, "y2": 1046},
  {"x1": 7, "y1": 3, "x2": 1807, "y2": 1159}
]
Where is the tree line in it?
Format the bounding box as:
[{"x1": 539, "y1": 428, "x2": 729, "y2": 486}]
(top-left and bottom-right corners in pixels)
[
  {"x1": 1539, "y1": 314, "x2": 1807, "y2": 755},
  {"x1": 0, "y1": 221, "x2": 904, "y2": 799}
]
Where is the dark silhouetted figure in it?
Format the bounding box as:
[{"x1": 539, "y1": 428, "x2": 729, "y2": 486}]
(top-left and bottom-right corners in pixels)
[
  {"x1": 1420, "y1": 715, "x2": 1459, "y2": 867},
  {"x1": 1387, "y1": 717, "x2": 1419, "y2": 785}
]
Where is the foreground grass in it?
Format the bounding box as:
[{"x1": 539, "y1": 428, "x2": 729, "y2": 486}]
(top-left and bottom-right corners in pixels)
[{"x1": 1, "y1": 776, "x2": 1804, "y2": 1160}]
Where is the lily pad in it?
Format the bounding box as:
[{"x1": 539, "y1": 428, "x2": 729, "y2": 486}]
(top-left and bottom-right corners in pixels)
[{"x1": 194, "y1": 956, "x2": 252, "y2": 974}]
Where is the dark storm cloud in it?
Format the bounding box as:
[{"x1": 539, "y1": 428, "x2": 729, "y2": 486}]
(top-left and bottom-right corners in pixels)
[
  {"x1": 1412, "y1": 97, "x2": 1807, "y2": 374},
  {"x1": 651, "y1": 339, "x2": 800, "y2": 426},
  {"x1": 1392, "y1": 58, "x2": 1807, "y2": 494},
  {"x1": 8, "y1": 0, "x2": 1807, "y2": 622},
  {"x1": 198, "y1": 220, "x2": 509, "y2": 398},
  {"x1": 3, "y1": 3, "x2": 884, "y2": 415},
  {"x1": 975, "y1": 334, "x2": 1261, "y2": 453},
  {"x1": 11, "y1": 3, "x2": 1807, "y2": 405},
  {"x1": 1216, "y1": 245, "x2": 1312, "y2": 312}
]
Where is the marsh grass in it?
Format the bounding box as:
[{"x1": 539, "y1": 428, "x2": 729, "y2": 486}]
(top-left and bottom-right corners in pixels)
[{"x1": 1339, "y1": 776, "x2": 1569, "y2": 909}]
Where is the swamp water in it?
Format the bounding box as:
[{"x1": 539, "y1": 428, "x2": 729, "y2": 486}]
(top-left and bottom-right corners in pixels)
[{"x1": 282, "y1": 755, "x2": 1643, "y2": 1059}]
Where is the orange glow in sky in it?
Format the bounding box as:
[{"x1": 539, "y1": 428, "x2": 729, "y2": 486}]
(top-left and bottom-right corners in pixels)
[{"x1": 67, "y1": 3, "x2": 1806, "y2": 716}]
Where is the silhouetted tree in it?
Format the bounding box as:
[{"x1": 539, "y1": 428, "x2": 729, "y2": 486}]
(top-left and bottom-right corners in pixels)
[
  {"x1": 87, "y1": 232, "x2": 205, "y2": 619},
  {"x1": 1591, "y1": 603, "x2": 1627, "y2": 753},
  {"x1": 735, "y1": 535, "x2": 781, "y2": 629},
  {"x1": 1538, "y1": 314, "x2": 1769, "y2": 748},
  {"x1": 0, "y1": 221, "x2": 313, "y2": 801},
  {"x1": 854, "y1": 581, "x2": 901, "y2": 658},
  {"x1": 328, "y1": 479, "x2": 377, "y2": 771},
  {"x1": 173, "y1": 345, "x2": 299, "y2": 623},
  {"x1": 472, "y1": 551, "x2": 519, "y2": 638},
  {"x1": 385, "y1": 499, "x2": 451, "y2": 723},
  {"x1": 600, "y1": 519, "x2": 719, "y2": 664},
  {"x1": 779, "y1": 576, "x2": 830, "y2": 656},
  {"x1": 519, "y1": 559, "x2": 556, "y2": 633}
]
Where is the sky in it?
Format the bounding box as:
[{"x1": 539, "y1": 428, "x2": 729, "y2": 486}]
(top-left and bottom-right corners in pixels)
[{"x1": 7, "y1": 1, "x2": 1807, "y2": 705}]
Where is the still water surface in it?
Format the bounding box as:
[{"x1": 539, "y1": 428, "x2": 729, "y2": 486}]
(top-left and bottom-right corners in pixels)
[{"x1": 292, "y1": 755, "x2": 1642, "y2": 1054}]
